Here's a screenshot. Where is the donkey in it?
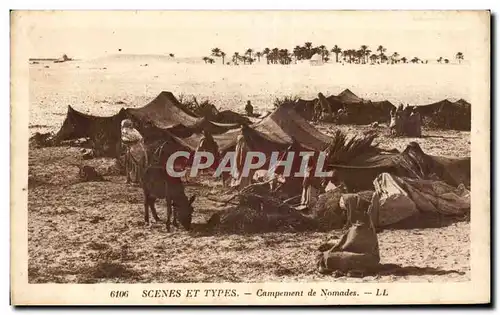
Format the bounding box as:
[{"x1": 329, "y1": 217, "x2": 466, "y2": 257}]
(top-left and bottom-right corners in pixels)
[{"x1": 142, "y1": 165, "x2": 196, "y2": 232}]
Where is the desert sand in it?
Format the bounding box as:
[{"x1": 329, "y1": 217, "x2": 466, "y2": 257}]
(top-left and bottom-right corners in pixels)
[{"x1": 28, "y1": 57, "x2": 470, "y2": 283}]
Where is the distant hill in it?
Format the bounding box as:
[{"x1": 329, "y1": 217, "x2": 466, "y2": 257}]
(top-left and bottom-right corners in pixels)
[
  {"x1": 29, "y1": 58, "x2": 58, "y2": 61},
  {"x1": 90, "y1": 54, "x2": 204, "y2": 64}
]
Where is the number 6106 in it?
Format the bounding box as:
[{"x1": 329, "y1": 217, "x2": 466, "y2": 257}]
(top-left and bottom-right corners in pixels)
[{"x1": 110, "y1": 291, "x2": 129, "y2": 298}]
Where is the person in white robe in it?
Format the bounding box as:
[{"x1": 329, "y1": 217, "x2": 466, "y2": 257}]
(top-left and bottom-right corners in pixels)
[{"x1": 121, "y1": 119, "x2": 146, "y2": 184}]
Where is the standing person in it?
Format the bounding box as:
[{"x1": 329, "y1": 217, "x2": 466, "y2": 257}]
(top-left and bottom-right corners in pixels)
[
  {"x1": 389, "y1": 107, "x2": 397, "y2": 135},
  {"x1": 121, "y1": 119, "x2": 146, "y2": 184},
  {"x1": 231, "y1": 134, "x2": 254, "y2": 189},
  {"x1": 313, "y1": 99, "x2": 322, "y2": 122},
  {"x1": 409, "y1": 108, "x2": 422, "y2": 137},
  {"x1": 195, "y1": 130, "x2": 220, "y2": 175},
  {"x1": 300, "y1": 153, "x2": 322, "y2": 208},
  {"x1": 245, "y1": 100, "x2": 254, "y2": 116}
]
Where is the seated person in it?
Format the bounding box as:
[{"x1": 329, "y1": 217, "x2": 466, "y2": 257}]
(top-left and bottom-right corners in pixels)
[
  {"x1": 316, "y1": 194, "x2": 380, "y2": 275},
  {"x1": 245, "y1": 100, "x2": 254, "y2": 116}
]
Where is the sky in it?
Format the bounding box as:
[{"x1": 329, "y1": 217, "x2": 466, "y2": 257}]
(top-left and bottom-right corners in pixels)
[{"x1": 15, "y1": 10, "x2": 483, "y2": 61}]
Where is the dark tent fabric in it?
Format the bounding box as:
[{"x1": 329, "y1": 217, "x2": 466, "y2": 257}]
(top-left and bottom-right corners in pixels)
[
  {"x1": 124, "y1": 91, "x2": 240, "y2": 140},
  {"x1": 290, "y1": 98, "x2": 318, "y2": 121},
  {"x1": 289, "y1": 90, "x2": 394, "y2": 124},
  {"x1": 370, "y1": 100, "x2": 395, "y2": 113},
  {"x1": 213, "y1": 110, "x2": 252, "y2": 125},
  {"x1": 335, "y1": 100, "x2": 395, "y2": 125},
  {"x1": 52, "y1": 92, "x2": 241, "y2": 158},
  {"x1": 53, "y1": 105, "x2": 126, "y2": 157},
  {"x1": 253, "y1": 105, "x2": 332, "y2": 151},
  {"x1": 188, "y1": 100, "x2": 253, "y2": 126},
  {"x1": 324, "y1": 95, "x2": 346, "y2": 113},
  {"x1": 177, "y1": 106, "x2": 333, "y2": 154},
  {"x1": 335, "y1": 88, "x2": 366, "y2": 104},
  {"x1": 413, "y1": 99, "x2": 471, "y2": 130},
  {"x1": 455, "y1": 99, "x2": 471, "y2": 107},
  {"x1": 176, "y1": 128, "x2": 242, "y2": 153},
  {"x1": 329, "y1": 142, "x2": 470, "y2": 192},
  {"x1": 327, "y1": 89, "x2": 394, "y2": 124}
]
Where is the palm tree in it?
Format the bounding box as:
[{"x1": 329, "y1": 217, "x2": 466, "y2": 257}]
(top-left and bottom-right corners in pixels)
[
  {"x1": 401, "y1": 57, "x2": 407, "y2": 63},
  {"x1": 208, "y1": 58, "x2": 215, "y2": 64},
  {"x1": 391, "y1": 52, "x2": 400, "y2": 64},
  {"x1": 271, "y1": 48, "x2": 280, "y2": 64},
  {"x1": 246, "y1": 48, "x2": 253, "y2": 60},
  {"x1": 304, "y1": 42, "x2": 313, "y2": 59},
  {"x1": 331, "y1": 45, "x2": 342, "y2": 63},
  {"x1": 437, "y1": 57, "x2": 443, "y2": 64},
  {"x1": 202, "y1": 56, "x2": 209, "y2": 64},
  {"x1": 346, "y1": 49, "x2": 355, "y2": 63},
  {"x1": 377, "y1": 45, "x2": 387, "y2": 59},
  {"x1": 356, "y1": 49, "x2": 364, "y2": 64},
  {"x1": 456, "y1": 52, "x2": 464, "y2": 64},
  {"x1": 262, "y1": 48, "x2": 271, "y2": 64},
  {"x1": 318, "y1": 46, "x2": 330, "y2": 62},
  {"x1": 211, "y1": 48, "x2": 221, "y2": 59},
  {"x1": 256, "y1": 51, "x2": 262, "y2": 62},
  {"x1": 293, "y1": 45, "x2": 302, "y2": 62},
  {"x1": 323, "y1": 49, "x2": 330, "y2": 63},
  {"x1": 369, "y1": 54, "x2": 378, "y2": 64},
  {"x1": 210, "y1": 48, "x2": 226, "y2": 65},
  {"x1": 360, "y1": 45, "x2": 368, "y2": 64},
  {"x1": 220, "y1": 51, "x2": 226, "y2": 65},
  {"x1": 318, "y1": 45, "x2": 327, "y2": 62},
  {"x1": 277, "y1": 49, "x2": 290, "y2": 64},
  {"x1": 232, "y1": 52, "x2": 240, "y2": 65},
  {"x1": 411, "y1": 57, "x2": 420, "y2": 64},
  {"x1": 364, "y1": 49, "x2": 372, "y2": 64},
  {"x1": 342, "y1": 50, "x2": 348, "y2": 62}
]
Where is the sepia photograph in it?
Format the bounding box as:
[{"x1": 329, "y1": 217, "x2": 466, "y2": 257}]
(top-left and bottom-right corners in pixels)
[{"x1": 10, "y1": 10, "x2": 490, "y2": 305}]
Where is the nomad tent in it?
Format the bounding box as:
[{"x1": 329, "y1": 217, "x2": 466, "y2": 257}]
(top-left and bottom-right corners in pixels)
[
  {"x1": 413, "y1": 99, "x2": 471, "y2": 130},
  {"x1": 53, "y1": 105, "x2": 127, "y2": 157},
  {"x1": 176, "y1": 105, "x2": 333, "y2": 154},
  {"x1": 328, "y1": 142, "x2": 470, "y2": 193},
  {"x1": 53, "y1": 91, "x2": 242, "y2": 156},
  {"x1": 290, "y1": 89, "x2": 395, "y2": 124},
  {"x1": 124, "y1": 91, "x2": 240, "y2": 140}
]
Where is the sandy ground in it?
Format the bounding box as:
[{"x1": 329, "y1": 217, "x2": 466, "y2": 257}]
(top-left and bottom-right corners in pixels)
[{"x1": 28, "y1": 58, "x2": 470, "y2": 283}]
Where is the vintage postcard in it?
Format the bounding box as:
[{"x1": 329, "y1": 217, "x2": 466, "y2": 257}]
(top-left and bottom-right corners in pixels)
[{"x1": 11, "y1": 10, "x2": 490, "y2": 305}]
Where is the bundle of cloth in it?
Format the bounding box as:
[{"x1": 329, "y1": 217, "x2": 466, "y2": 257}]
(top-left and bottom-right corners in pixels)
[
  {"x1": 306, "y1": 171, "x2": 470, "y2": 230},
  {"x1": 369, "y1": 172, "x2": 470, "y2": 227}
]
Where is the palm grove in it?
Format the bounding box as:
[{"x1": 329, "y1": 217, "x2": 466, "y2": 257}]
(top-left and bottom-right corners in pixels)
[{"x1": 203, "y1": 43, "x2": 465, "y2": 65}]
